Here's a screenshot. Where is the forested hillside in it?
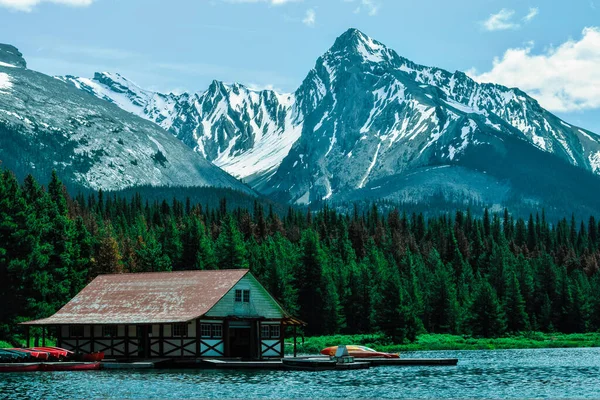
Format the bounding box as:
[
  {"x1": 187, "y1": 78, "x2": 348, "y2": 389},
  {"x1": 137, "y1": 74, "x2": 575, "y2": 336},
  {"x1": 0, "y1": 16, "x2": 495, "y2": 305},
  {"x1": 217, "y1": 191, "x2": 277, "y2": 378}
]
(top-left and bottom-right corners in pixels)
[{"x1": 1, "y1": 168, "x2": 600, "y2": 343}]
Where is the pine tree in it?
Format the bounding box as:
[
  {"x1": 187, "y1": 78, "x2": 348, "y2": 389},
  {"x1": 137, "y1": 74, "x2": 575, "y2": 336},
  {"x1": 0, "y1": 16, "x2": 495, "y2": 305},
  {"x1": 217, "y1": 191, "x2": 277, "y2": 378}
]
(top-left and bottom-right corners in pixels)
[
  {"x1": 503, "y1": 269, "x2": 529, "y2": 332},
  {"x1": 296, "y1": 229, "x2": 328, "y2": 335},
  {"x1": 423, "y1": 250, "x2": 459, "y2": 333},
  {"x1": 372, "y1": 266, "x2": 419, "y2": 343},
  {"x1": 162, "y1": 217, "x2": 183, "y2": 270},
  {"x1": 197, "y1": 232, "x2": 217, "y2": 270},
  {"x1": 215, "y1": 216, "x2": 248, "y2": 269},
  {"x1": 466, "y1": 280, "x2": 506, "y2": 338},
  {"x1": 135, "y1": 233, "x2": 171, "y2": 272},
  {"x1": 94, "y1": 227, "x2": 123, "y2": 275}
]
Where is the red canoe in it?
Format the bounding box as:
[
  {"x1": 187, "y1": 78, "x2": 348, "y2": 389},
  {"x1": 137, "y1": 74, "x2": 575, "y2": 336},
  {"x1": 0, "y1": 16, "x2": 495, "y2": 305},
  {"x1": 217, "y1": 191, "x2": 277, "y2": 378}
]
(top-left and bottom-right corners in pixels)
[
  {"x1": 320, "y1": 345, "x2": 400, "y2": 358},
  {"x1": 0, "y1": 363, "x2": 40, "y2": 373},
  {"x1": 41, "y1": 362, "x2": 101, "y2": 372},
  {"x1": 45, "y1": 347, "x2": 74, "y2": 356},
  {"x1": 7, "y1": 349, "x2": 49, "y2": 360},
  {"x1": 31, "y1": 347, "x2": 67, "y2": 359},
  {"x1": 82, "y1": 352, "x2": 105, "y2": 362}
]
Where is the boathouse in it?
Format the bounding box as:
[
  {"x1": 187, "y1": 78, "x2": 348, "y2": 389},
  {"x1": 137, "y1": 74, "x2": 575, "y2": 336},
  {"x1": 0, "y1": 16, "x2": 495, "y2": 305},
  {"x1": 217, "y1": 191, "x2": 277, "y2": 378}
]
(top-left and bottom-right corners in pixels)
[{"x1": 22, "y1": 270, "x2": 304, "y2": 359}]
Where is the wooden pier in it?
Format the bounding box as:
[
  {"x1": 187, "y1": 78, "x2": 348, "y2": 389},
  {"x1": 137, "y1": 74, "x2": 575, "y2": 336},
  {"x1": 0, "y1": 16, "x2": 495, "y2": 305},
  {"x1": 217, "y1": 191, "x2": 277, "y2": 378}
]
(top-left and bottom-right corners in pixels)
[
  {"x1": 366, "y1": 357, "x2": 458, "y2": 366},
  {"x1": 282, "y1": 357, "x2": 371, "y2": 371},
  {"x1": 100, "y1": 356, "x2": 458, "y2": 370},
  {"x1": 102, "y1": 359, "x2": 167, "y2": 370}
]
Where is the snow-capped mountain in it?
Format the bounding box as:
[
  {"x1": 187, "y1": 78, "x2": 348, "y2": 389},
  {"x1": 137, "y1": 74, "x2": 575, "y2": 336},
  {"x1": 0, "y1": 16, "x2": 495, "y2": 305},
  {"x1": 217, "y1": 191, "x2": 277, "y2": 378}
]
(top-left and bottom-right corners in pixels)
[
  {"x1": 265, "y1": 29, "x2": 600, "y2": 205},
  {"x1": 59, "y1": 73, "x2": 304, "y2": 187},
  {"x1": 59, "y1": 29, "x2": 600, "y2": 213},
  {"x1": 0, "y1": 43, "x2": 255, "y2": 194}
]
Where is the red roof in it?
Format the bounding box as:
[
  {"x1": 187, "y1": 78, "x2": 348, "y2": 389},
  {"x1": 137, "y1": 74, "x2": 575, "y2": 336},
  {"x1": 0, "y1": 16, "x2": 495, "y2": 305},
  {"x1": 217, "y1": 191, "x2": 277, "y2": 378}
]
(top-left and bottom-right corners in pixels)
[{"x1": 22, "y1": 270, "x2": 249, "y2": 325}]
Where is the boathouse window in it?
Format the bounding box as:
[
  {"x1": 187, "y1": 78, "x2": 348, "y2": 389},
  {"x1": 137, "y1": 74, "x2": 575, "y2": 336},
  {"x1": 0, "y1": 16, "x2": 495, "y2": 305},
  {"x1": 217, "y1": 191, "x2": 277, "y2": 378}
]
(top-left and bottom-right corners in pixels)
[
  {"x1": 235, "y1": 289, "x2": 250, "y2": 303},
  {"x1": 102, "y1": 325, "x2": 118, "y2": 338},
  {"x1": 271, "y1": 325, "x2": 280, "y2": 338},
  {"x1": 201, "y1": 324, "x2": 223, "y2": 338},
  {"x1": 172, "y1": 323, "x2": 189, "y2": 337},
  {"x1": 69, "y1": 325, "x2": 84, "y2": 337},
  {"x1": 261, "y1": 325, "x2": 280, "y2": 339}
]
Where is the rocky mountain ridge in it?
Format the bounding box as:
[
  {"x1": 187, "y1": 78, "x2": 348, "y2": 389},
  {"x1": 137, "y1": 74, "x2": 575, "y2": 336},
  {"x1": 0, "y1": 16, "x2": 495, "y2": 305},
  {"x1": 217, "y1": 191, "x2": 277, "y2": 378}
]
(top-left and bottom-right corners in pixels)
[{"x1": 0, "y1": 44, "x2": 255, "y2": 195}]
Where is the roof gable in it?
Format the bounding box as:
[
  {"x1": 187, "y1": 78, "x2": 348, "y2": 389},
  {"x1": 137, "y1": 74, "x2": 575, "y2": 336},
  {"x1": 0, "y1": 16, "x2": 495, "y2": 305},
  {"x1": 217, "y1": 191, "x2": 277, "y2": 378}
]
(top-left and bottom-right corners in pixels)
[
  {"x1": 23, "y1": 270, "x2": 249, "y2": 325},
  {"x1": 204, "y1": 273, "x2": 287, "y2": 319}
]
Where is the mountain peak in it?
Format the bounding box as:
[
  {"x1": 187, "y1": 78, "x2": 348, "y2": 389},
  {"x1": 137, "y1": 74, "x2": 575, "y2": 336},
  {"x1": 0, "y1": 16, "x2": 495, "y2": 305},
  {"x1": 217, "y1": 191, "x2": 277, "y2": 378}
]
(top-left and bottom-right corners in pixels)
[
  {"x1": 328, "y1": 28, "x2": 392, "y2": 64},
  {"x1": 331, "y1": 28, "x2": 371, "y2": 50},
  {"x1": 0, "y1": 44, "x2": 27, "y2": 68},
  {"x1": 338, "y1": 27, "x2": 365, "y2": 39},
  {"x1": 208, "y1": 79, "x2": 228, "y2": 93}
]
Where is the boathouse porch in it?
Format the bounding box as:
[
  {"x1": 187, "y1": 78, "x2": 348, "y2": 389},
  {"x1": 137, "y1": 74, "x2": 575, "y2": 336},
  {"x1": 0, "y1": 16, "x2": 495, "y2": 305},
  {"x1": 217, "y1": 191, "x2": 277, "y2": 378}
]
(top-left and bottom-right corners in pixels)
[{"x1": 33, "y1": 317, "x2": 302, "y2": 359}]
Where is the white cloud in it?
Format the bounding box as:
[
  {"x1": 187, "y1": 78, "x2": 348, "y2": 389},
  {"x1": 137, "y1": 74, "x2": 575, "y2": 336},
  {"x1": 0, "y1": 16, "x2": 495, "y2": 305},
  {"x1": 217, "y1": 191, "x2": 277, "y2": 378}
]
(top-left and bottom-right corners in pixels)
[
  {"x1": 482, "y1": 8, "x2": 520, "y2": 31},
  {"x1": 302, "y1": 8, "x2": 315, "y2": 27},
  {"x1": 0, "y1": 0, "x2": 93, "y2": 12},
  {"x1": 469, "y1": 27, "x2": 600, "y2": 112},
  {"x1": 361, "y1": 0, "x2": 378, "y2": 16},
  {"x1": 523, "y1": 7, "x2": 539, "y2": 22},
  {"x1": 482, "y1": 7, "x2": 539, "y2": 31},
  {"x1": 346, "y1": 0, "x2": 380, "y2": 16}
]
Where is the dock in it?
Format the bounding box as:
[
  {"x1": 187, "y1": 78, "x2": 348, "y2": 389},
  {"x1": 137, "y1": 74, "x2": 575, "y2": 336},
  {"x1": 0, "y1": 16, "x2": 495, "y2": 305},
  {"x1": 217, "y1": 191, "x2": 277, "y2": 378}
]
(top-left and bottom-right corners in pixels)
[
  {"x1": 281, "y1": 356, "x2": 458, "y2": 368},
  {"x1": 366, "y1": 357, "x2": 458, "y2": 366},
  {"x1": 101, "y1": 358, "x2": 171, "y2": 370},
  {"x1": 99, "y1": 356, "x2": 458, "y2": 371},
  {"x1": 199, "y1": 359, "x2": 286, "y2": 370}
]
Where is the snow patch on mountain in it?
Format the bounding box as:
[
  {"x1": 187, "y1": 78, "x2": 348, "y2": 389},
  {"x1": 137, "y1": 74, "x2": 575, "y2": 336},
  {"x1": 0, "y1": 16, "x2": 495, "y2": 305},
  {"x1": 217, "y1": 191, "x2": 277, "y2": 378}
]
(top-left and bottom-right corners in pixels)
[
  {"x1": 579, "y1": 129, "x2": 598, "y2": 142},
  {"x1": 590, "y1": 152, "x2": 600, "y2": 173},
  {"x1": 0, "y1": 72, "x2": 11, "y2": 92},
  {"x1": 216, "y1": 110, "x2": 303, "y2": 180},
  {"x1": 359, "y1": 143, "x2": 381, "y2": 189},
  {"x1": 443, "y1": 98, "x2": 483, "y2": 115},
  {"x1": 449, "y1": 120, "x2": 476, "y2": 160}
]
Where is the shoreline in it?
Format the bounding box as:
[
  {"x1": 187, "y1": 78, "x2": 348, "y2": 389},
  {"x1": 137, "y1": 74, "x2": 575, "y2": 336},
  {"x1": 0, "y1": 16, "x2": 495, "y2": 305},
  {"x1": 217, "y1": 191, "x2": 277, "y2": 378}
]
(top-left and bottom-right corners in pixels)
[
  {"x1": 4, "y1": 333, "x2": 600, "y2": 355},
  {"x1": 287, "y1": 332, "x2": 600, "y2": 355}
]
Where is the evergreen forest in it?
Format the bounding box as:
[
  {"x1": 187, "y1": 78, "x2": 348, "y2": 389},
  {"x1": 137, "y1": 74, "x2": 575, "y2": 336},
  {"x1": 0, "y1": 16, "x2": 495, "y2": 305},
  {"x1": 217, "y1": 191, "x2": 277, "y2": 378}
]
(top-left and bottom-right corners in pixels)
[{"x1": 2, "y1": 169, "x2": 600, "y2": 343}]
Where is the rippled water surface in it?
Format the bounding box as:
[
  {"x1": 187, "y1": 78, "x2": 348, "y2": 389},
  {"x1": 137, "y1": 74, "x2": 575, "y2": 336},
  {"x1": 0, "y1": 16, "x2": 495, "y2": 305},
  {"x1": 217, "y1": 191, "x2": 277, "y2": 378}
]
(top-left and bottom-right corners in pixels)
[{"x1": 2, "y1": 348, "x2": 600, "y2": 399}]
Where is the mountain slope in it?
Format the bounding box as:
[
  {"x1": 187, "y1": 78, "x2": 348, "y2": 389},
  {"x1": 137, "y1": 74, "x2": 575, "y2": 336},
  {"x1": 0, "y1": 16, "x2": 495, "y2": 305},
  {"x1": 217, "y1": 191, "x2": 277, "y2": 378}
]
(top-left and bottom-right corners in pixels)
[
  {"x1": 265, "y1": 29, "x2": 600, "y2": 206},
  {"x1": 59, "y1": 73, "x2": 304, "y2": 186},
  {"x1": 59, "y1": 29, "x2": 600, "y2": 214},
  {"x1": 0, "y1": 44, "x2": 255, "y2": 195}
]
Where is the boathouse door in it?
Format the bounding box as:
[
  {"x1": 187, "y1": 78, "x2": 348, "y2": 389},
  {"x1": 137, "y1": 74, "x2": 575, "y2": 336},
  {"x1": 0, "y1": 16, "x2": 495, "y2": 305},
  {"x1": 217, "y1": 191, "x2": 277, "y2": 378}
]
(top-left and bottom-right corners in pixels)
[
  {"x1": 137, "y1": 325, "x2": 151, "y2": 358},
  {"x1": 227, "y1": 321, "x2": 257, "y2": 359}
]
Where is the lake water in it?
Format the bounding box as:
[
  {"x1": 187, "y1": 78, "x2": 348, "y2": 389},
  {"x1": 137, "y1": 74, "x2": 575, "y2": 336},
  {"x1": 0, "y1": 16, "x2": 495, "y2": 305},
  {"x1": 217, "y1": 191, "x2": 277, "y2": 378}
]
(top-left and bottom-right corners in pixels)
[{"x1": 2, "y1": 348, "x2": 600, "y2": 399}]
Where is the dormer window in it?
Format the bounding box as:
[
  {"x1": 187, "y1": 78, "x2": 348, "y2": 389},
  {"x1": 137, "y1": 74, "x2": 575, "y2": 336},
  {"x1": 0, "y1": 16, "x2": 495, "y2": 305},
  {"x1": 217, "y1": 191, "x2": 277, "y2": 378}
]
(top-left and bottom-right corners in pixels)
[{"x1": 235, "y1": 289, "x2": 250, "y2": 303}]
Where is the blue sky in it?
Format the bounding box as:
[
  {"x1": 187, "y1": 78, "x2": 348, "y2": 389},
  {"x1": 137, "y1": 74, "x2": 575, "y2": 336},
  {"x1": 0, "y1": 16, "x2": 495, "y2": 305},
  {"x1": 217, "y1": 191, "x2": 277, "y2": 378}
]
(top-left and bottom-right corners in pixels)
[{"x1": 1, "y1": 0, "x2": 599, "y2": 132}]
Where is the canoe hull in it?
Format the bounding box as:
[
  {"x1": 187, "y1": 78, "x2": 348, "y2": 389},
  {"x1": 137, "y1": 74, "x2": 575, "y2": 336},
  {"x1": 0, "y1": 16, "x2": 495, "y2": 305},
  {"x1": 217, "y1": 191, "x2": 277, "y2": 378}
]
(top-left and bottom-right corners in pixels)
[
  {"x1": 0, "y1": 362, "x2": 101, "y2": 372},
  {"x1": 82, "y1": 352, "x2": 105, "y2": 362},
  {"x1": 320, "y1": 346, "x2": 400, "y2": 358},
  {"x1": 41, "y1": 362, "x2": 101, "y2": 372},
  {"x1": 0, "y1": 363, "x2": 40, "y2": 373}
]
